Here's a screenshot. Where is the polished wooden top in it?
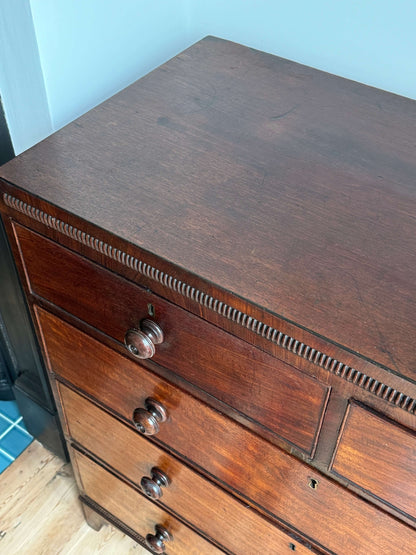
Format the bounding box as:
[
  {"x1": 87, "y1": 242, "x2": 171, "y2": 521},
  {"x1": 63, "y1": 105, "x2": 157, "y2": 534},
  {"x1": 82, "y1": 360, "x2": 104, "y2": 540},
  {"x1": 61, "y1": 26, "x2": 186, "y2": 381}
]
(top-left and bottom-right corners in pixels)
[{"x1": 1, "y1": 37, "x2": 415, "y2": 380}]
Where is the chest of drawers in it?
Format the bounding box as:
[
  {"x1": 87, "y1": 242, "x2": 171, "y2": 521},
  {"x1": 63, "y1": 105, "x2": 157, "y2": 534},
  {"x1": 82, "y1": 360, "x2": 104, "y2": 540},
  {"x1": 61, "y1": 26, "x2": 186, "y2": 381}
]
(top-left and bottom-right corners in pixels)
[{"x1": 0, "y1": 37, "x2": 415, "y2": 554}]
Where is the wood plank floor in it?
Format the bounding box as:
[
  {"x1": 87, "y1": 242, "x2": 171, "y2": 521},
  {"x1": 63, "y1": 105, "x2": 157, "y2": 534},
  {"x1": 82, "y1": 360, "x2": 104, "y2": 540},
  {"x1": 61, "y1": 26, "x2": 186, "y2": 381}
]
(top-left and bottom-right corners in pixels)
[{"x1": 0, "y1": 440, "x2": 148, "y2": 554}]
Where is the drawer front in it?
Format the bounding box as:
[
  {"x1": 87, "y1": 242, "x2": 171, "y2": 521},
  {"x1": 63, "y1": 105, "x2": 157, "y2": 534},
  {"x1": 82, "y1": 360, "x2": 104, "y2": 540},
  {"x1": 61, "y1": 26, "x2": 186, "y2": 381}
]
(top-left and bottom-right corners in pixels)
[
  {"x1": 330, "y1": 402, "x2": 416, "y2": 520},
  {"x1": 72, "y1": 448, "x2": 221, "y2": 554},
  {"x1": 37, "y1": 307, "x2": 416, "y2": 555},
  {"x1": 16, "y1": 223, "x2": 329, "y2": 455},
  {"x1": 59, "y1": 383, "x2": 314, "y2": 555}
]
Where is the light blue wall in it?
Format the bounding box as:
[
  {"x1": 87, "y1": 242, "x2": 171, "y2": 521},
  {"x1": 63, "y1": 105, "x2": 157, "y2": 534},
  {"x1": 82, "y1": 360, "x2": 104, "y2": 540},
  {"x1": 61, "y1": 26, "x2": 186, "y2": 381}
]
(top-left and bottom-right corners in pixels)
[
  {"x1": 30, "y1": 0, "x2": 194, "y2": 130},
  {"x1": 190, "y1": 0, "x2": 416, "y2": 100},
  {"x1": 2, "y1": 1, "x2": 415, "y2": 154}
]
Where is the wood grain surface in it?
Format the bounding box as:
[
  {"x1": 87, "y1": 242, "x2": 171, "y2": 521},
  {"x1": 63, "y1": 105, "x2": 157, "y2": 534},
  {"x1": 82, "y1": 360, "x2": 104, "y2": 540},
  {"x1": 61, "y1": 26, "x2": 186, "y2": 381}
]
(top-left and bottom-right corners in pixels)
[
  {"x1": 1, "y1": 37, "x2": 415, "y2": 380},
  {"x1": 72, "y1": 449, "x2": 222, "y2": 555},
  {"x1": 59, "y1": 382, "x2": 317, "y2": 555},
  {"x1": 0, "y1": 441, "x2": 144, "y2": 554},
  {"x1": 16, "y1": 223, "x2": 329, "y2": 455},
  {"x1": 330, "y1": 402, "x2": 416, "y2": 519},
  {"x1": 36, "y1": 308, "x2": 416, "y2": 555}
]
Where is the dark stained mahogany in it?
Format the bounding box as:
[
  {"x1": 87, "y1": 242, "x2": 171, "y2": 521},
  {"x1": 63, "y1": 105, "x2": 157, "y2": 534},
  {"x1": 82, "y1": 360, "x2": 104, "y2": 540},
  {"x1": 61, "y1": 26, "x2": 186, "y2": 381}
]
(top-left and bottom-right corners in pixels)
[
  {"x1": 125, "y1": 320, "x2": 165, "y2": 360},
  {"x1": 145, "y1": 524, "x2": 173, "y2": 554},
  {"x1": 37, "y1": 308, "x2": 415, "y2": 554},
  {"x1": 140, "y1": 468, "x2": 171, "y2": 501},
  {"x1": 58, "y1": 383, "x2": 319, "y2": 555},
  {"x1": 0, "y1": 37, "x2": 415, "y2": 555},
  {"x1": 0, "y1": 37, "x2": 415, "y2": 380},
  {"x1": 5, "y1": 192, "x2": 416, "y2": 422},
  {"x1": 72, "y1": 449, "x2": 221, "y2": 554},
  {"x1": 133, "y1": 399, "x2": 169, "y2": 436},
  {"x1": 16, "y1": 223, "x2": 329, "y2": 456},
  {"x1": 330, "y1": 402, "x2": 416, "y2": 519}
]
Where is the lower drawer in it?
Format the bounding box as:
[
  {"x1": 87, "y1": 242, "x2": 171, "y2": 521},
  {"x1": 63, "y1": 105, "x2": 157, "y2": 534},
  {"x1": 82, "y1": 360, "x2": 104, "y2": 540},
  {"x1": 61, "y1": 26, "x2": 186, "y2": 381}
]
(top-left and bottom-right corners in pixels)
[
  {"x1": 38, "y1": 307, "x2": 416, "y2": 554},
  {"x1": 59, "y1": 382, "x2": 314, "y2": 555},
  {"x1": 72, "y1": 448, "x2": 221, "y2": 554}
]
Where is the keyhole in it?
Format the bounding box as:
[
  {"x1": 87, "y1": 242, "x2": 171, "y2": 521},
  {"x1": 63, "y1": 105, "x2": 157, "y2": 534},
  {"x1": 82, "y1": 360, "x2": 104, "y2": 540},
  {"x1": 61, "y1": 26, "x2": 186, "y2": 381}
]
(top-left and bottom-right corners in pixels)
[
  {"x1": 148, "y1": 303, "x2": 155, "y2": 316},
  {"x1": 289, "y1": 543, "x2": 296, "y2": 551},
  {"x1": 308, "y1": 478, "x2": 319, "y2": 490}
]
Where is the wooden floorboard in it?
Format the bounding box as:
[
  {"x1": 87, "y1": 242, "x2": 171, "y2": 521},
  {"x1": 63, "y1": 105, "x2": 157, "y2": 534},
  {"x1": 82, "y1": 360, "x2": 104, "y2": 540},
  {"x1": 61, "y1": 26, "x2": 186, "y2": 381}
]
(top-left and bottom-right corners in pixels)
[{"x1": 0, "y1": 440, "x2": 148, "y2": 554}]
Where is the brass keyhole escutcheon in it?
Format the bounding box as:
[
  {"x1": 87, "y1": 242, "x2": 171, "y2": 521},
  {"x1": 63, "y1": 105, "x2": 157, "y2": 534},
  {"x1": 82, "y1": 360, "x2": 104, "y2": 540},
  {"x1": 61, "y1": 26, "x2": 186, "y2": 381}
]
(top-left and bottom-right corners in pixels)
[{"x1": 308, "y1": 478, "x2": 319, "y2": 490}]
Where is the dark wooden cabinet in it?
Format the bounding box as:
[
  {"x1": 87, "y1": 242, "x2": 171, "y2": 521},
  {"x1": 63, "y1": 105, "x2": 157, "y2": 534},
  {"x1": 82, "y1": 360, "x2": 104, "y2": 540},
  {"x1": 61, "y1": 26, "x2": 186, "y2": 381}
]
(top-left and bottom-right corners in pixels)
[{"x1": 0, "y1": 37, "x2": 415, "y2": 554}]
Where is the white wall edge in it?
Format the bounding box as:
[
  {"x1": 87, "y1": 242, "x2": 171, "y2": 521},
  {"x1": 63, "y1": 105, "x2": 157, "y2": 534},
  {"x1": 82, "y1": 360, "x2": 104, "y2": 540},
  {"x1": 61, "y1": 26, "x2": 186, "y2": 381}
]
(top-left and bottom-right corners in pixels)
[{"x1": 0, "y1": 0, "x2": 53, "y2": 155}]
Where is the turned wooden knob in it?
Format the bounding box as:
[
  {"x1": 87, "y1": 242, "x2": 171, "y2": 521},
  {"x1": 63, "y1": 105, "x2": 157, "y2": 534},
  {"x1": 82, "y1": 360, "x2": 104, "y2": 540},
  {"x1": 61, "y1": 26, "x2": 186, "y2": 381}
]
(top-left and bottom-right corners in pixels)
[
  {"x1": 124, "y1": 319, "x2": 164, "y2": 359},
  {"x1": 132, "y1": 398, "x2": 168, "y2": 435},
  {"x1": 141, "y1": 467, "x2": 170, "y2": 499},
  {"x1": 145, "y1": 524, "x2": 173, "y2": 553}
]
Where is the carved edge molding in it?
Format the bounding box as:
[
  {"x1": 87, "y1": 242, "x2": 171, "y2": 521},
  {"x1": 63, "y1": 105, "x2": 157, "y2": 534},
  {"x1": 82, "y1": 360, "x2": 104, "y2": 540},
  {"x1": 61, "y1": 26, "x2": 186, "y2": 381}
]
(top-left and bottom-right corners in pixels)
[
  {"x1": 4, "y1": 192, "x2": 416, "y2": 415},
  {"x1": 80, "y1": 495, "x2": 149, "y2": 550}
]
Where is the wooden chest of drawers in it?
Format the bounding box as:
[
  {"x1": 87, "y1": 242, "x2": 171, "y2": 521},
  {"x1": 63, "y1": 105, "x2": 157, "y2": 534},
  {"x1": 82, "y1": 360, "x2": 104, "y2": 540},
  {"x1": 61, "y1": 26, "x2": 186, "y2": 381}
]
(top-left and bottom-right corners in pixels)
[{"x1": 0, "y1": 37, "x2": 415, "y2": 553}]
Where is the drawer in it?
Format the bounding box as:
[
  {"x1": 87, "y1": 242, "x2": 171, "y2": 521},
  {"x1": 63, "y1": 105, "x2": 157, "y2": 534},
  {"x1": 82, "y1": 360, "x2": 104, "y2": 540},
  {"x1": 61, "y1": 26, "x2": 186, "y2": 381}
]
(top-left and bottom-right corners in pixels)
[
  {"x1": 72, "y1": 448, "x2": 220, "y2": 554},
  {"x1": 330, "y1": 402, "x2": 416, "y2": 520},
  {"x1": 15, "y1": 223, "x2": 329, "y2": 455},
  {"x1": 37, "y1": 307, "x2": 416, "y2": 554},
  {"x1": 59, "y1": 382, "x2": 314, "y2": 555}
]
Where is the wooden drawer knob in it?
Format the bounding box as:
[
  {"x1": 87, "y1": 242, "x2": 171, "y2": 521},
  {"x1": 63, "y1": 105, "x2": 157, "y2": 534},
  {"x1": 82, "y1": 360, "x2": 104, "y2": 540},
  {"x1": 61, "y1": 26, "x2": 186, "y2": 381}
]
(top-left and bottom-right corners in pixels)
[
  {"x1": 132, "y1": 398, "x2": 168, "y2": 435},
  {"x1": 145, "y1": 524, "x2": 173, "y2": 553},
  {"x1": 124, "y1": 319, "x2": 164, "y2": 359},
  {"x1": 141, "y1": 467, "x2": 170, "y2": 499}
]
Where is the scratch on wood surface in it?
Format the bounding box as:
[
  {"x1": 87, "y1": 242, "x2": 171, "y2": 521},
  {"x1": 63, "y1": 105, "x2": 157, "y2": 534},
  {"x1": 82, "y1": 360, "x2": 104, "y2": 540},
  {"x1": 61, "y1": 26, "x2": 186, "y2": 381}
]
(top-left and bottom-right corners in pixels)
[{"x1": 271, "y1": 105, "x2": 298, "y2": 120}]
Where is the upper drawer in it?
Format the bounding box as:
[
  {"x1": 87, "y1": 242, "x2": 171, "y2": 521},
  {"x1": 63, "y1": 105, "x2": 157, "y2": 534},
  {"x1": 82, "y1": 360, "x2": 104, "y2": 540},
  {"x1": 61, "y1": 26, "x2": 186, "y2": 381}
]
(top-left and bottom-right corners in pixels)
[
  {"x1": 14, "y1": 223, "x2": 328, "y2": 455},
  {"x1": 37, "y1": 308, "x2": 415, "y2": 555},
  {"x1": 330, "y1": 402, "x2": 416, "y2": 520}
]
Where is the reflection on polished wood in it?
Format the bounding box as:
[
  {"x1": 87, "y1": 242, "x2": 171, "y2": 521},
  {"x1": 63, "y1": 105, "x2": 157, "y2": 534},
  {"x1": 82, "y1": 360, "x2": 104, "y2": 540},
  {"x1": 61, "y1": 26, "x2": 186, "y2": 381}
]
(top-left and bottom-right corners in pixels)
[{"x1": 0, "y1": 441, "x2": 146, "y2": 554}]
